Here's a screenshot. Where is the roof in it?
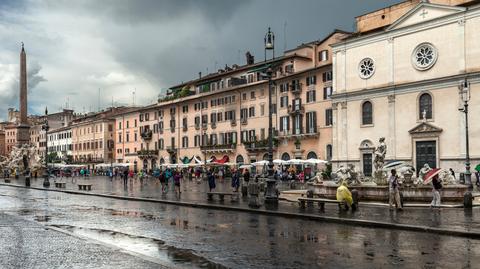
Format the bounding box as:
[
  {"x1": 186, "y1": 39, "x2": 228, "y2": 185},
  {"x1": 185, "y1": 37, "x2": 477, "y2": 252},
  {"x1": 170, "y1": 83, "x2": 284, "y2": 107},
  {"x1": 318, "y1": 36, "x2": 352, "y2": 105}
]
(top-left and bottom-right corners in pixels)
[
  {"x1": 169, "y1": 53, "x2": 311, "y2": 89},
  {"x1": 284, "y1": 29, "x2": 352, "y2": 53}
]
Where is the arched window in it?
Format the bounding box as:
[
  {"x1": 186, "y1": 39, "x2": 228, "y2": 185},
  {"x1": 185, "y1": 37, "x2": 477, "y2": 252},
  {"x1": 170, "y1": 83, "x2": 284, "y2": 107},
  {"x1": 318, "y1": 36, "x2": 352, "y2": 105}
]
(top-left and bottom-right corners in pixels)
[
  {"x1": 362, "y1": 101, "x2": 373, "y2": 125},
  {"x1": 307, "y1": 151, "x2": 317, "y2": 159},
  {"x1": 263, "y1": 153, "x2": 269, "y2": 160},
  {"x1": 419, "y1": 93, "x2": 432, "y2": 119},
  {"x1": 281, "y1": 152, "x2": 291, "y2": 161},
  {"x1": 236, "y1": 155, "x2": 244, "y2": 164},
  {"x1": 326, "y1": 145, "x2": 332, "y2": 161}
]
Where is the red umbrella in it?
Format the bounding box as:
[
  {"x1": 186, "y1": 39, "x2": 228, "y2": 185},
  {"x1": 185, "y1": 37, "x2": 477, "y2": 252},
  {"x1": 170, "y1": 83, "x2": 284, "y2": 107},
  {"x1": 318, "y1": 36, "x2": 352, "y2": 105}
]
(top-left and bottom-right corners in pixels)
[{"x1": 423, "y1": 168, "x2": 443, "y2": 184}]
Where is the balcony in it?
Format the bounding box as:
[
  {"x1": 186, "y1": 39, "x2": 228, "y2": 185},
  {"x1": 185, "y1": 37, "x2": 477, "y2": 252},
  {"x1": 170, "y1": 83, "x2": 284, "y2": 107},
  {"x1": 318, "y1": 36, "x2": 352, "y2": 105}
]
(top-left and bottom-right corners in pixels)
[
  {"x1": 166, "y1": 146, "x2": 176, "y2": 153},
  {"x1": 240, "y1": 118, "x2": 248, "y2": 125},
  {"x1": 278, "y1": 129, "x2": 319, "y2": 140},
  {"x1": 137, "y1": 149, "x2": 159, "y2": 159},
  {"x1": 230, "y1": 120, "x2": 237, "y2": 127},
  {"x1": 288, "y1": 104, "x2": 304, "y2": 115},
  {"x1": 211, "y1": 122, "x2": 217, "y2": 129},
  {"x1": 290, "y1": 83, "x2": 302, "y2": 94},
  {"x1": 182, "y1": 125, "x2": 188, "y2": 132},
  {"x1": 243, "y1": 138, "x2": 278, "y2": 152},
  {"x1": 195, "y1": 124, "x2": 200, "y2": 130},
  {"x1": 200, "y1": 143, "x2": 236, "y2": 153},
  {"x1": 201, "y1": 123, "x2": 208, "y2": 130},
  {"x1": 170, "y1": 127, "x2": 175, "y2": 133}
]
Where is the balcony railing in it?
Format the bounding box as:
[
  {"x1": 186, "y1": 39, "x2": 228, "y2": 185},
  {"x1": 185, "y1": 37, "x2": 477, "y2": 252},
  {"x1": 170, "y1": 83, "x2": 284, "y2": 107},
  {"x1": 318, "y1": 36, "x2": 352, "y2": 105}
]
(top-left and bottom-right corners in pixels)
[
  {"x1": 211, "y1": 122, "x2": 217, "y2": 129},
  {"x1": 243, "y1": 138, "x2": 278, "y2": 152},
  {"x1": 230, "y1": 120, "x2": 237, "y2": 127},
  {"x1": 182, "y1": 125, "x2": 188, "y2": 132},
  {"x1": 290, "y1": 83, "x2": 302, "y2": 94},
  {"x1": 201, "y1": 123, "x2": 208, "y2": 130},
  {"x1": 137, "y1": 149, "x2": 159, "y2": 158},
  {"x1": 278, "y1": 128, "x2": 319, "y2": 139},
  {"x1": 288, "y1": 104, "x2": 304, "y2": 115},
  {"x1": 166, "y1": 146, "x2": 176, "y2": 153},
  {"x1": 200, "y1": 143, "x2": 236, "y2": 152},
  {"x1": 195, "y1": 124, "x2": 200, "y2": 130},
  {"x1": 240, "y1": 118, "x2": 248, "y2": 125}
]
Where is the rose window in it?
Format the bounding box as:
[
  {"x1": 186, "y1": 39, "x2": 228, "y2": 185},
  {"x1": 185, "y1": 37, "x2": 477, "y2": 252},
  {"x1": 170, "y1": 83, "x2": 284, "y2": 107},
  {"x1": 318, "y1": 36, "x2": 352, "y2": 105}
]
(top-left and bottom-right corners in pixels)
[
  {"x1": 412, "y1": 43, "x2": 437, "y2": 70},
  {"x1": 358, "y1": 58, "x2": 375, "y2": 79}
]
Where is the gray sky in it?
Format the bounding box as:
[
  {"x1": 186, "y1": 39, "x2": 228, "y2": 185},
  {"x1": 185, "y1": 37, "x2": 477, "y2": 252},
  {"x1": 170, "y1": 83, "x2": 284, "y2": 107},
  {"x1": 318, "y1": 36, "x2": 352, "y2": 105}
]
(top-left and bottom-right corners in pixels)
[{"x1": 0, "y1": 0, "x2": 402, "y2": 120}]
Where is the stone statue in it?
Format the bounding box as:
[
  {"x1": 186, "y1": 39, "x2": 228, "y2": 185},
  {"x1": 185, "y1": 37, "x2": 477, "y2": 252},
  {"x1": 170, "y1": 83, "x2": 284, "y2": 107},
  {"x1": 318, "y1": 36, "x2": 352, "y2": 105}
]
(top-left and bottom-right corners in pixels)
[
  {"x1": 439, "y1": 169, "x2": 455, "y2": 185},
  {"x1": 374, "y1": 137, "x2": 387, "y2": 171},
  {"x1": 335, "y1": 166, "x2": 350, "y2": 184},
  {"x1": 347, "y1": 164, "x2": 362, "y2": 185}
]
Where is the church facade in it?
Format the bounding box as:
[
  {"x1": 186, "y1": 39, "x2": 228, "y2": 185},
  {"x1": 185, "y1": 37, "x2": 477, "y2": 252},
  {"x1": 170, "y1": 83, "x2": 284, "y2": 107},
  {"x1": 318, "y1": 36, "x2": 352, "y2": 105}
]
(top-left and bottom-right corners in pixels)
[{"x1": 331, "y1": 1, "x2": 480, "y2": 176}]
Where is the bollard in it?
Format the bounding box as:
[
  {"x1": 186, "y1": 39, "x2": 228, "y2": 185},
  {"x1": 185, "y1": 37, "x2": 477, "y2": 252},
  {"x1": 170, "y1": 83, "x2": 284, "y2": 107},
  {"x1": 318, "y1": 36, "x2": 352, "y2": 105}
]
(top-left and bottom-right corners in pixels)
[
  {"x1": 351, "y1": 189, "x2": 359, "y2": 211},
  {"x1": 464, "y1": 191, "x2": 473, "y2": 209},
  {"x1": 248, "y1": 182, "x2": 260, "y2": 208}
]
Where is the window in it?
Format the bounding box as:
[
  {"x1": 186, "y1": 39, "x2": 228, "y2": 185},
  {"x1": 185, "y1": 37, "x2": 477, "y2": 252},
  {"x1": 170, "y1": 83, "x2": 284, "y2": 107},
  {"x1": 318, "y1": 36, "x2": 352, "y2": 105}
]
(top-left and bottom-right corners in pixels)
[
  {"x1": 194, "y1": 135, "x2": 200, "y2": 147},
  {"x1": 280, "y1": 96, "x2": 289, "y2": 108},
  {"x1": 242, "y1": 93, "x2": 247, "y2": 100},
  {"x1": 322, "y1": 71, "x2": 332, "y2": 82},
  {"x1": 182, "y1": 136, "x2": 189, "y2": 148},
  {"x1": 323, "y1": 87, "x2": 332, "y2": 100},
  {"x1": 325, "y1": 109, "x2": 333, "y2": 126},
  {"x1": 319, "y1": 50, "x2": 328, "y2": 61},
  {"x1": 359, "y1": 58, "x2": 375, "y2": 79},
  {"x1": 159, "y1": 121, "x2": 164, "y2": 131},
  {"x1": 306, "y1": 75, "x2": 316, "y2": 86},
  {"x1": 250, "y1": 91, "x2": 256, "y2": 99},
  {"x1": 201, "y1": 115, "x2": 208, "y2": 125},
  {"x1": 419, "y1": 93, "x2": 432, "y2": 119},
  {"x1": 249, "y1": 107, "x2": 255, "y2": 117},
  {"x1": 326, "y1": 144, "x2": 332, "y2": 161},
  {"x1": 211, "y1": 113, "x2": 217, "y2": 124},
  {"x1": 217, "y1": 112, "x2": 223, "y2": 122},
  {"x1": 134, "y1": 133, "x2": 138, "y2": 142},
  {"x1": 182, "y1": 118, "x2": 188, "y2": 128},
  {"x1": 225, "y1": 110, "x2": 235, "y2": 121},
  {"x1": 159, "y1": 139, "x2": 164, "y2": 150},
  {"x1": 306, "y1": 90, "x2": 316, "y2": 103},
  {"x1": 170, "y1": 107, "x2": 176, "y2": 114},
  {"x1": 145, "y1": 113, "x2": 149, "y2": 121},
  {"x1": 139, "y1": 114, "x2": 144, "y2": 122},
  {"x1": 134, "y1": 119, "x2": 137, "y2": 127},
  {"x1": 170, "y1": 119, "x2": 176, "y2": 130},
  {"x1": 306, "y1": 112, "x2": 317, "y2": 133},
  {"x1": 412, "y1": 43, "x2": 438, "y2": 70},
  {"x1": 362, "y1": 101, "x2": 373, "y2": 125},
  {"x1": 126, "y1": 133, "x2": 129, "y2": 142},
  {"x1": 260, "y1": 104, "x2": 265, "y2": 116},
  {"x1": 182, "y1": 105, "x2": 188, "y2": 113},
  {"x1": 118, "y1": 122, "x2": 122, "y2": 129},
  {"x1": 280, "y1": 116, "x2": 290, "y2": 132},
  {"x1": 279, "y1": 82, "x2": 289, "y2": 93},
  {"x1": 194, "y1": 116, "x2": 200, "y2": 127}
]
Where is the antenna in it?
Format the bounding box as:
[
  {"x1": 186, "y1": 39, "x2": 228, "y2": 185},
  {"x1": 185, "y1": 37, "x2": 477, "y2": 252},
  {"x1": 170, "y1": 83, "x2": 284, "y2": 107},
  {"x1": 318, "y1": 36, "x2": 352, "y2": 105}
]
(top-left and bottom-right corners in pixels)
[{"x1": 283, "y1": 21, "x2": 287, "y2": 52}]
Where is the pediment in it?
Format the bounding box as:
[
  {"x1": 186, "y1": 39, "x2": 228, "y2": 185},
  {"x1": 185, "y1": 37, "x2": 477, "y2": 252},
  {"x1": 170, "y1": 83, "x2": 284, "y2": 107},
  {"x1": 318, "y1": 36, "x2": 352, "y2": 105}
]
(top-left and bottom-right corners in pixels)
[
  {"x1": 387, "y1": 2, "x2": 465, "y2": 31},
  {"x1": 409, "y1": 122, "x2": 443, "y2": 135}
]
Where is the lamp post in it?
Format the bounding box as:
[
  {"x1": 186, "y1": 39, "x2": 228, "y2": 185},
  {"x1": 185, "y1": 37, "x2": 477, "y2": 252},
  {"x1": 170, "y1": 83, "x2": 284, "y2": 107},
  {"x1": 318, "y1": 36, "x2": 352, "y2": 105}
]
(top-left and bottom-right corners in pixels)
[
  {"x1": 459, "y1": 79, "x2": 472, "y2": 191},
  {"x1": 264, "y1": 27, "x2": 278, "y2": 204},
  {"x1": 42, "y1": 107, "x2": 50, "y2": 187}
]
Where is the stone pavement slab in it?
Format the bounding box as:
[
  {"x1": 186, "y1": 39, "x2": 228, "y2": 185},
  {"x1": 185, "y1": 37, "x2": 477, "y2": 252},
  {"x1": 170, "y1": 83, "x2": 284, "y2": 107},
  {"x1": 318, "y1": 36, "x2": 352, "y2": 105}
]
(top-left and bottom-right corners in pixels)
[{"x1": 0, "y1": 212, "x2": 166, "y2": 269}]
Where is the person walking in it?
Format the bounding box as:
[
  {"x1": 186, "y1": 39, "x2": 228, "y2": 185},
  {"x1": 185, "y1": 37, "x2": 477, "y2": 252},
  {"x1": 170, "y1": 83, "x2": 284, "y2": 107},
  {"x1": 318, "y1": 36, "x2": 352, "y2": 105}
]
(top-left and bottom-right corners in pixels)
[
  {"x1": 208, "y1": 170, "x2": 216, "y2": 192},
  {"x1": 231, "y1": 168, "x2": 240, "y2": 192},
  {"x1": 431, "y1": 174, "x2": 442, "y2": 208},
  {"x1": 123, "y1": 168, "x2": 129, "y2": 186},
  {"x1": 388, "y1": 169, "x2": 403, "y2": 211},
  {"x1": 159, "y1": 170, "x2": 167, "y2": 193},
  {"x1": 173, "y1": 171, "x2": 182, "y2": 196}
]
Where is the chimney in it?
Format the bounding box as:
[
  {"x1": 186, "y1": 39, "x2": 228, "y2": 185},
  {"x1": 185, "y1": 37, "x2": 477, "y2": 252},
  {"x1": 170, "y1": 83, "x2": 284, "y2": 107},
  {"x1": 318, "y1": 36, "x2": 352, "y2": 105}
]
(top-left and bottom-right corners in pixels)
[{"x1": 198, "y1": 72, "x2": 202, "y2": 79}]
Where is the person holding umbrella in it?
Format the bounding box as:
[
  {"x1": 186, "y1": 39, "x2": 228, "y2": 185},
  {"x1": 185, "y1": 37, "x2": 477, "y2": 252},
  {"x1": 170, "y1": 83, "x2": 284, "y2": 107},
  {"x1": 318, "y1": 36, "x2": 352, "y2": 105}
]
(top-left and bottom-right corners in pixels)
[
  {"x1": 474, "y1": 164, "x2": 480, "y2": 188},
  {"x1": 388, "y1": 169, "x2": 402, "y2": 211},
  {"x1": 424, "y1": 168, "x2": 443, "y2": 208}
]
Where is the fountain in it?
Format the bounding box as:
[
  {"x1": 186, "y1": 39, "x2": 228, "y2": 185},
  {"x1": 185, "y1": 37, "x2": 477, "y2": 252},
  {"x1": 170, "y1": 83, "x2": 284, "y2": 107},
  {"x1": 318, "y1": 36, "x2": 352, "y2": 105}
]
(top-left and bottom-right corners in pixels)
[{"x1": 0, "y1": 144, "x2": 43, "y2": 180}]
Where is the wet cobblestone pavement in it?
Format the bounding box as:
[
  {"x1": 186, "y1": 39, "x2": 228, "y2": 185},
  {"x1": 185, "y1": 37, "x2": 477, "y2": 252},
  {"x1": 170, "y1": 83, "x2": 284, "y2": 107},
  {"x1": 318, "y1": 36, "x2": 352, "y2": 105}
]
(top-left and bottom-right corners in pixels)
[
  {"x1": 0, "y1": 182, "x2": 480, "y2": 268},
  {"x1": 4, "y1": 176, "x2": 480, "y2": 232}
]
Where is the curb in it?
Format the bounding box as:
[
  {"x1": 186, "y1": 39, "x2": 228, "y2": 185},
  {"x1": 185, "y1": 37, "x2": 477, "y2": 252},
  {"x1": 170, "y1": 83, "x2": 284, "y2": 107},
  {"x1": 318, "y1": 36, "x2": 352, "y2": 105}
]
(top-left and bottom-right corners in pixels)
[{"x1": 1, "y1": 182, "x2": 480, "y2": 239}]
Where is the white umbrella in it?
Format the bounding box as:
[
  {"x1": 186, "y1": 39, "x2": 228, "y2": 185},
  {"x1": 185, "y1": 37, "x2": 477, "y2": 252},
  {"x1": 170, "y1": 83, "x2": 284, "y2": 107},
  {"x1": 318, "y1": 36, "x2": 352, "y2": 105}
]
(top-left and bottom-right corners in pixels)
[
  {"x1": 286, "y1": 159, "x2": 305, "y2": 165},
  {"x1": 305, "y1": 159, "x2": 328, "y2": 165},
  {"x1": 252, "y1": 160, "x2": 269, "y2": 166},
  {"x1": 239, "y1": 164, "x2": 252, "y2": 169},
  {"x1": 273, "y1": 159, "x2": 287, "y2": 165}
]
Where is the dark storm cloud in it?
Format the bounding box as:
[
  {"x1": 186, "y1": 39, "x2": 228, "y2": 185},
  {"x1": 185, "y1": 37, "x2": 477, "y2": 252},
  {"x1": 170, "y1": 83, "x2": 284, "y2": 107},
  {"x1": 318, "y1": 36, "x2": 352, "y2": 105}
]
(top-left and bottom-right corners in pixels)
[{"x1": 0, "y1": 0, "x2": 404, "y2": 120}]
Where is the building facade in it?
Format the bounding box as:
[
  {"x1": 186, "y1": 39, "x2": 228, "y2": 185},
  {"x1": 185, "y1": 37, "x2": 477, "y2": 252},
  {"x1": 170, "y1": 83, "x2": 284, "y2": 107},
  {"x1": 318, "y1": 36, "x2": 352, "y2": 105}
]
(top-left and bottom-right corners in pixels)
[
  {"x1": 331, "y1": 0, "x2": 480, "y2": 176},
  {"x1": 113, "y1": 30, "x2": 349, "y2": 169},
  {"x1": 47, "y1": 126, "x2": 73, "y2": 162}
]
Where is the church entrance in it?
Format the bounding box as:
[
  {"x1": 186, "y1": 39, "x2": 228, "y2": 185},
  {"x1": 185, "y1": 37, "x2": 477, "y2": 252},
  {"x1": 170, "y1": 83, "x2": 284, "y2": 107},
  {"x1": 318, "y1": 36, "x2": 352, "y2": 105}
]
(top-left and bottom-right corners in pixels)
[{"x1": 415, "y1": 141, "x2": 436, "y2": 173}]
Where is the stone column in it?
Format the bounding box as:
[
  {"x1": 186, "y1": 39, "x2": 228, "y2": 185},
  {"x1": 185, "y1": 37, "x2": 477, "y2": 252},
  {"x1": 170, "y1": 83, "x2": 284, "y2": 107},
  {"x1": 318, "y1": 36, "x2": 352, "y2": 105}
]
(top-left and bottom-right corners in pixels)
[
  {"x1": 20, "y1": 44, "x2": 27, "y2": 125},
  {"x1": 388, "y1": 94, "x2": 396, "y2": 159}
]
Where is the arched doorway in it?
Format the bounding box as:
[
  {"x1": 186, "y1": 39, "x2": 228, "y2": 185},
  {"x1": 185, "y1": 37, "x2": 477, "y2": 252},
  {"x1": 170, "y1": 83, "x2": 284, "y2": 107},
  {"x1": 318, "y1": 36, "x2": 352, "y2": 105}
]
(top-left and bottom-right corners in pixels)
[
  {"x1": 262, "y1": 153, "x2": 269, "y2": 160},
  {"x1": 306, "y1": 151, "x2": 317, "y2": 159},
  {"x1": 236, "y1": 155, "x2": 244, "y2": 164},
  {"x1": 281, "y1": 152, "x2": 290, "y2": 161}
]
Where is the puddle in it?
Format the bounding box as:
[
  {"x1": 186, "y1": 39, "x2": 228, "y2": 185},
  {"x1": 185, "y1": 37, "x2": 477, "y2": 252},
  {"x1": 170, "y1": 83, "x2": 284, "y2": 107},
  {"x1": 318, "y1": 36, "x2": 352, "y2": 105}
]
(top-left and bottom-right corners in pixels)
[
  {"x1": 34, "y1": 215, "x2": 51, "y2": 222},
  {"x1": 51, "y1": 225, "x2": 227, "y2": 269}
]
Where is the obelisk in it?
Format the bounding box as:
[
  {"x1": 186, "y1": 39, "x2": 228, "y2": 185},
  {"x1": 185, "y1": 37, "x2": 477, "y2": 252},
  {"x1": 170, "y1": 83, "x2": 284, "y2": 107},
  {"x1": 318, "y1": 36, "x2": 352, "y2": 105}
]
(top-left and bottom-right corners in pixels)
[{"x1": 16, "y1": 42, "x2": 30, "y2": 146}]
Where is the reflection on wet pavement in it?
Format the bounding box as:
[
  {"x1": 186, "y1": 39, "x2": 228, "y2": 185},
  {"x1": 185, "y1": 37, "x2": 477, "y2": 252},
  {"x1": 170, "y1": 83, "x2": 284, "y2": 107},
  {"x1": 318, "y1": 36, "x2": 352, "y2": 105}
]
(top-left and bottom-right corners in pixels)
[{"x1": 0, "y1": 185, "x2": 479, "y2": 268}]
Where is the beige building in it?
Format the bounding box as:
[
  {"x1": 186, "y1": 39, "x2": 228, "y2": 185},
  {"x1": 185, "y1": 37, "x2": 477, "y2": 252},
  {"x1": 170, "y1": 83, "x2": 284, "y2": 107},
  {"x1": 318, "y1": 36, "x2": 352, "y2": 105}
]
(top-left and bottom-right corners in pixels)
[
  {"x1": 331, "y1": 0, "x2": 480, "y2": 176},
  {"x1": 113, "y1": 30, "x2": 349, "y2": 170}
]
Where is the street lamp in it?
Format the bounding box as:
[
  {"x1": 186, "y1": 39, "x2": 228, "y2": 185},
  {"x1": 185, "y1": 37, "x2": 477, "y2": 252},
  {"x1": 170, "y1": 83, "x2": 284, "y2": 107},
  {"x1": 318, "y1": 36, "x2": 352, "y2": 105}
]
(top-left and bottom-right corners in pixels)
[
  {"x1": 459, "y1": 79, "x2": 472, "y2": 191},
  {"x1": 42, "y1": 107, "x2": 50, "y2": 187},
  {"x1": 263, "y1": 27, "x2": 278, "y2": 204}
]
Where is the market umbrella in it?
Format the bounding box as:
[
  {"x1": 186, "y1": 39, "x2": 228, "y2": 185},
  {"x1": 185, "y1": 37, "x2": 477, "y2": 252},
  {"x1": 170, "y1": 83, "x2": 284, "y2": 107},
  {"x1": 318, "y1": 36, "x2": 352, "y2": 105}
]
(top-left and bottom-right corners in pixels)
[
  {"x1": 305, "y1": 159, "x2": 328, "y2": 165},
  {"x1": 273, "y1": 159, "x2": 287, "y2": 165},
  {"x1": 383, "y1": 160, "x2": 406, "y2": 170},
  {"x1": 252, "y1": 160, "x2": 269, "y2": 166},
  {"x1": 475, "y1": 164, "x2": 480, "y2": 172},
  {"x1": 423, "y1": 168, "x2": 443, "y2": 184}
]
